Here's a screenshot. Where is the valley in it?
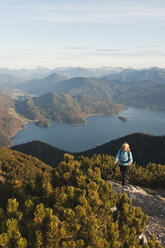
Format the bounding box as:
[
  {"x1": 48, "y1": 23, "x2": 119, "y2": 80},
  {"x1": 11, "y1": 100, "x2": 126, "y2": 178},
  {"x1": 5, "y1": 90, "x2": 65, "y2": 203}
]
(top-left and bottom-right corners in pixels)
[{"x1": 0, "y1": 66, "x2": 165, "y2": 148}]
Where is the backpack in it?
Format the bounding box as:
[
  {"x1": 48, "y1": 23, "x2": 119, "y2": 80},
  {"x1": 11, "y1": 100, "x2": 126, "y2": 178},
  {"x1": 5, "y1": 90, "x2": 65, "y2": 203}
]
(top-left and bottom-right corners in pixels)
[{"x1": 119, "y1": 149, "x2": 130, "y2": 163}]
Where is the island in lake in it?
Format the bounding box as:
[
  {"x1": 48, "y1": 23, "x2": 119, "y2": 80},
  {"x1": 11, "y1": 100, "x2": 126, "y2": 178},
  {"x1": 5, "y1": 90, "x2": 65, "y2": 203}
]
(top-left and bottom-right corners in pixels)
[{"x1": 118, "y1": 116, "x2": 128, "y2": 122}]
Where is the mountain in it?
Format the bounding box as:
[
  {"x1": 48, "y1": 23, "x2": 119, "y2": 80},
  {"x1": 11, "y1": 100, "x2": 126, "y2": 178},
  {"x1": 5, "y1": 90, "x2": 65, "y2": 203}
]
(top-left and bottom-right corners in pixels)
[
  {"x1": 0, "y1": 130, "x2": 11, "y2": 148},
  {"x1": 52, "y1": 77, "x2": 115, "y2": 99},
  {"x1": 0, "y1": 148, "x2": 51, "y2": 184},
  {"x1": 0, "y1": 66, "x2": 52, "y2": 81},
  {"x1": 109, "y1": 181, "x2": 165, "y2": 245},
  {"x1": 52, "y1": 76, "x2": 165, "y2": 111},
  {"x1": 4, "y1": 67, "x2": 165, "y2": 113},
  {"x1": 15, "y1": 73, "x2": 68, "y2": 95},
  {"x1": 0, "y1": 92, "x2": 24, "y2": 147},
  {"x1": 0, "y1": 83, "x2": 11, "y2": 95},
  {"x1": 12, "y1": 132, "x2": 165, "y2": 168},
  {"x1": 53, "y1": 66, "x2": 124, "y2": 78},
  {"x1": 12, "y1": 140, "x2": 66, "y2": 167},
  {"x1": 15, "y1": 91, "x2": 124, "y2": 125},
  {"x1": 105, "y1": 67, "x2": 165, "y2": 83},
  {"x1": 80, "y1": 133, "x2": 165, "y2": 166},
  {"x1": 0, "y1": 149, "x2": 164, "y2": 246},
  {"x1": 0, "y1": 73, "x2": 23, "y2": 86},
  {"x1": 16, "y1": 75, "x2": 115, "y2": 99},
  {"x1": 115, "y1": 84, "x2": 165, "y2": 110},
  {"x1": 0, "y1": 66, "x2": 124, "y2": 81}
]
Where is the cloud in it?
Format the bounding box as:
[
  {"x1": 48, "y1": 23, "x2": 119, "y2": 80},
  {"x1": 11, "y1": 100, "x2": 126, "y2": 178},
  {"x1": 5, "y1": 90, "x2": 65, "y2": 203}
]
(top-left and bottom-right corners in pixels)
[
  {"x1": 84, "y1": 49, "x2": 165, "y2": 58},
  {"x1": 96, "y1": 49, "x2": 127, "y2": 52},
  {"x1": 1, "y1": 1, "x2": 165, "y2": 24},
  {"x1": 65, "y1": 47, "x2": 92, "y2": 50}
]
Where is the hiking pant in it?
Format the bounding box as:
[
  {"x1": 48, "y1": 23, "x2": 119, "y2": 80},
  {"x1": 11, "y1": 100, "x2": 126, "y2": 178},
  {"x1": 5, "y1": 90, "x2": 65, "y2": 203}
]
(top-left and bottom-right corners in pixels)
[{"x1": 119, "y1": 165, "x2": 130, "y2": 186}]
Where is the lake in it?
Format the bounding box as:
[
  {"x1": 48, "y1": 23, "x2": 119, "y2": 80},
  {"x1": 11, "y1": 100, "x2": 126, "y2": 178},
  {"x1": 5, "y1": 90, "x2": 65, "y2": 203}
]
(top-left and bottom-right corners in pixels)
[{"x1": 12, "y1": 107, "x2": 165, "y2": 152}]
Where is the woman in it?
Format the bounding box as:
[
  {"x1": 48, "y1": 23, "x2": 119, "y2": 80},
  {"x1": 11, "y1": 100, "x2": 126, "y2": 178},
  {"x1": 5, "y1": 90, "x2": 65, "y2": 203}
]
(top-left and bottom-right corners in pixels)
[{"x1": 114, "y1": 142, "x2": 133, "y2": 188}]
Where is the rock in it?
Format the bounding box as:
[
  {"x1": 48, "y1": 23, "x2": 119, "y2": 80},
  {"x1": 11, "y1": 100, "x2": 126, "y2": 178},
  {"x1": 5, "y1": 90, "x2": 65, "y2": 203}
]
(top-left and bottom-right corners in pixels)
[
  {"x1": 139, "y1": 233, "x2": 148, "y2": 244},
  {"x1": 110, "y1": 206, "x2": 117, "y2": 212},
  {"x1": 107, "y1": 180, "x2": 165, "y2": 246}
]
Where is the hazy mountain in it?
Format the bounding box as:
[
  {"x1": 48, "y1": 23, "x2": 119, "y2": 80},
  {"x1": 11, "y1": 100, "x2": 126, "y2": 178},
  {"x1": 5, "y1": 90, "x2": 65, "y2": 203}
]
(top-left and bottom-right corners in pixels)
[
  {"x1": 0, "y1": 73, "x2": 23, "y2": 86},
  {"x1": 15, "y1": 73, "x2": 68, "y2": 95},
  {"x1": 53, "y1": 66, "x2": 124, "y2": 78},
  {"x1": 0, "y1": 66, "x2": 124, "y2": 82},
  {"x1": 15, "y1": 91, "x2": 124, "y2": 125},
  {"x1": 52, "y1": 77, "x2": 115, "y2": 99},
  {"x1": 0, "y1": 83, "x2": 10, "y2": 94},
  {"x1": 115, "y1": 84, "x2": 165, "y2": 110},
  {"x1": 14, "y1": 71, "x2": 165, "y2": 112},
  {"x1": 105, "y1": 67, "x2": 165, "y2": 83},
  {"x1": 0, "y1": 66, "x2": 52, "y2": 82}
]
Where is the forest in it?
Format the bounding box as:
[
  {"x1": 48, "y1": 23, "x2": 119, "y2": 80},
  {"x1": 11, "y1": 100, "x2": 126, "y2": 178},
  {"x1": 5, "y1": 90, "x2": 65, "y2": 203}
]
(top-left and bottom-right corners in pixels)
[{"x1": 0, "y1": 148, "x2": 164, "y2": 247}]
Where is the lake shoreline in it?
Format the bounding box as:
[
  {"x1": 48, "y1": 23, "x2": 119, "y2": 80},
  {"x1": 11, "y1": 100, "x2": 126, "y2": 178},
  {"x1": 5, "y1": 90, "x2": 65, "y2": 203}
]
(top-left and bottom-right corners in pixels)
[{"x1": 11, "y1": 107, "x2": 165, "y2": 152}]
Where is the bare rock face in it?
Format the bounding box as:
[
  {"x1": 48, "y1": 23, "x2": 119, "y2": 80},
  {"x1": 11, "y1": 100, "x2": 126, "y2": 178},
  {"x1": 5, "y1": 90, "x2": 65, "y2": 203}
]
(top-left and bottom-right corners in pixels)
[{"x1": 107, "y1": 180, "x2": 165, "y2": 246}]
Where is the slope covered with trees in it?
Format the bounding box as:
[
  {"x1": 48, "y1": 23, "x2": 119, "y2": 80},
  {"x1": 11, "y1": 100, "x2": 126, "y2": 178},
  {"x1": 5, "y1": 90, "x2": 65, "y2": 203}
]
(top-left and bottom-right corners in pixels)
[
  {"x1": 15, "y1": 91, "x2": 124, "y2": 125},
  {"x1": 0, "y1": 150, "x2": 163, "y2": 247},
  {"x1": 80, "y1": 133, "x2": 165, "y2": 166},
  {"x1": 0, "y1": 148, "x2": 51, "y2": 184},
  {"x1": 12, "y1": 133, "x2": 165, "y2": 167},
  {"x1": 12, "y1": 141, "x2": 66, "y2": 167}
]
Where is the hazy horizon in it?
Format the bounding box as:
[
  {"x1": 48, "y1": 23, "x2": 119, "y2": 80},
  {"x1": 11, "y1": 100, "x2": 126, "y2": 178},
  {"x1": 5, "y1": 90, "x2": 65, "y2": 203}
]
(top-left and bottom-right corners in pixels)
[{"x1": 0, "y1": 65, "x2": 165, "y2": 71}]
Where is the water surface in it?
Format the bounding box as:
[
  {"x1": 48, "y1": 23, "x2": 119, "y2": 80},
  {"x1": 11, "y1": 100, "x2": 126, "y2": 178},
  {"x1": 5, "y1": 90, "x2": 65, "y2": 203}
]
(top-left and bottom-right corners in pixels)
[{"x1": 12, "y1": 107, "x2": 165, "y2": 152}]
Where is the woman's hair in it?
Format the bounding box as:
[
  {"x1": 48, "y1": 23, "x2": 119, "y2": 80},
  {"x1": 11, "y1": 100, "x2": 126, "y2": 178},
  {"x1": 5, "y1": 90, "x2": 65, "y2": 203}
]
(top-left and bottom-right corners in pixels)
[{"x1": 121, "y1": 142, "x2": 130, "y2": 152}]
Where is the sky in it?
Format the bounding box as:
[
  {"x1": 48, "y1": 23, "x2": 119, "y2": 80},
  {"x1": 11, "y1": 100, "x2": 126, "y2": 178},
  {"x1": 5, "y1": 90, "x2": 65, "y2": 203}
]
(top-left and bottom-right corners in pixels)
[{"x1": 0, "y1": 0, "x2": 165, "y2": 69}]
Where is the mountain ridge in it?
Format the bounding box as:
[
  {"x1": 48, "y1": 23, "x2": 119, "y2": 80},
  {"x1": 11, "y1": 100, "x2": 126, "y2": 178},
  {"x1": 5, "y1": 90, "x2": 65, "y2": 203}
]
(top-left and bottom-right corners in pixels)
[
  {"x1": 12, "y1": 132, "x2": 165, "y2": 167},
  {"x1": 15, "y1": 91, "x2": 124, "y2": 125}
]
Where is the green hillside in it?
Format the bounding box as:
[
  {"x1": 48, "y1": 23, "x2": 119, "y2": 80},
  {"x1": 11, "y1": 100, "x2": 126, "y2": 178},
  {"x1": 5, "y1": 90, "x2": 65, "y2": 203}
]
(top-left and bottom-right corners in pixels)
[
  {"x1": 12, "y1": 133, "x2": 165, "y2": 168},
  {"x1": 12, "y1": 141, "x2": 66, "y2": 167},
  {"x1": 0, "y1": 150, "x2": 163, "y2": 247},
  {"x1": 115, "y1": 84, "x2": 165, "y2": 111},
  {"x1": 15, "y1": 91, "x2": 124, "y2": 125},
  {"x1": 80, "y1": 133, "x2": 165, "y2": 166},
  {"x1": 0, "y1": 148, "x2": 51, "y2": 184},
  {"x1": 52, "y1": 77, "x2": 114, "y2": 99}
]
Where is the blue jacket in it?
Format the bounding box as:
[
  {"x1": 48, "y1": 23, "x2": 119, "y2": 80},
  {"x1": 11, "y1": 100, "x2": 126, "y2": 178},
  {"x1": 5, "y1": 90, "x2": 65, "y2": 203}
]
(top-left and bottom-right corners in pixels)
[{"x1": 115, "y1": 149, "x2": 133, "y2": 166}]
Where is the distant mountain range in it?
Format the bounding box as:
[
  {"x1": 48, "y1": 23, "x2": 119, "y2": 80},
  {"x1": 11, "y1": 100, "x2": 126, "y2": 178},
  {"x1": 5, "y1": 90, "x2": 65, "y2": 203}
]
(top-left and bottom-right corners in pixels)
[
  {"x1": 15, "y1": 73, "x2": 68, "y2": 95},
  {"x1": 4, "y1": 66, "x2": 164, "y2": 111},
  {"x1": 53, "y1": 66, "x2": 124, "y2": 78},
  {"x1": 0, "y1": 66, "x2": 52, "y2": 81},
  {"x1": 0, "y1": 66, "x2": 124, "y2": 81},
  {"x1": 104, "y1": 67, "x2": 165, "y2": 83}
]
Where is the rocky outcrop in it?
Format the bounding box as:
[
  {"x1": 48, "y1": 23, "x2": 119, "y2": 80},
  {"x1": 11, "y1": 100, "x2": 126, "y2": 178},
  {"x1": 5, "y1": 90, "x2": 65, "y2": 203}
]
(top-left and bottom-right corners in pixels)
[{"x1": 107, "y1": 180, "x2": 165, "y2": 246}]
